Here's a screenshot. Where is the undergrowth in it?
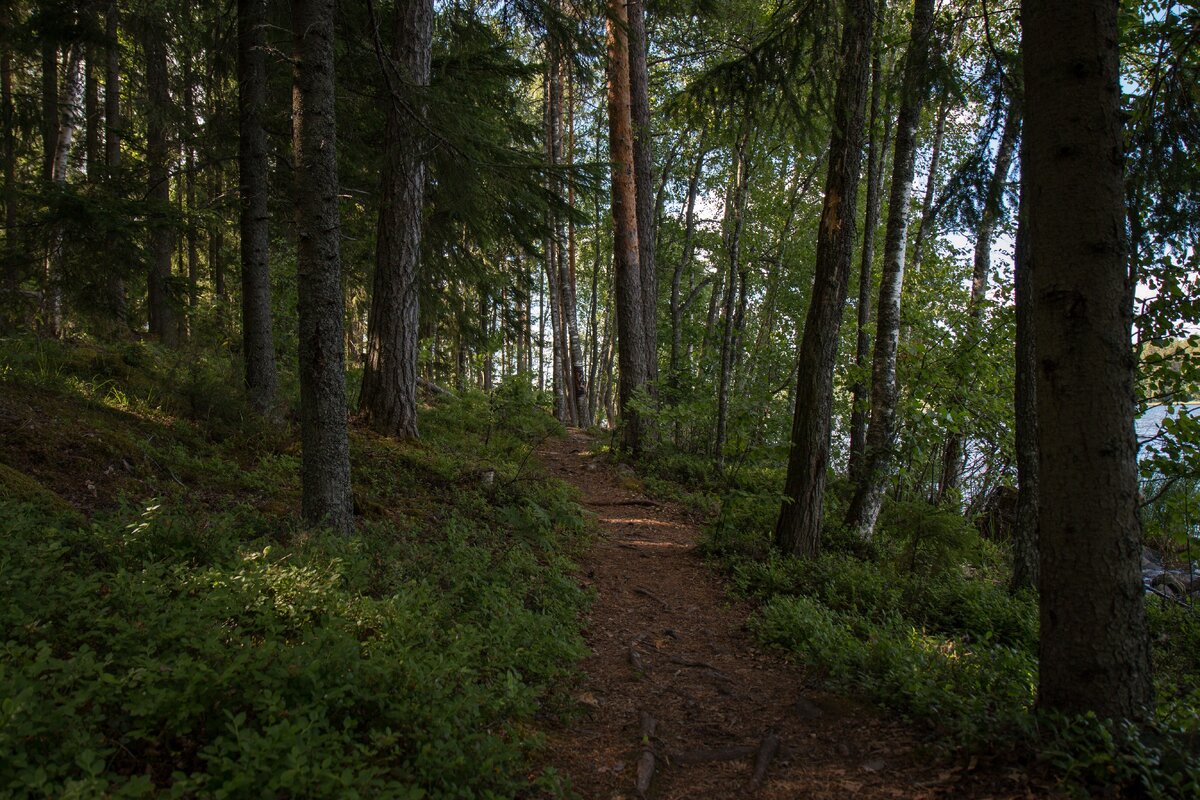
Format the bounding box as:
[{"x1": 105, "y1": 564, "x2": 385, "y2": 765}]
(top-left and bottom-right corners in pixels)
[{"x1": 0, "y1": 336, "x2": 587, "y2": 798}]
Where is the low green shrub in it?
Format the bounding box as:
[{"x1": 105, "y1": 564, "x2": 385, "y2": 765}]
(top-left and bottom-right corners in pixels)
[
  {"x1": 1041, "y1": 712, "x2": 1200, "y2": 799},
  {"x1": 0, "y1": 338, "x2": 588, "y2": 798},
  {"x1": 755, "y1": 594, "x2": 1036, "y2": 742}
]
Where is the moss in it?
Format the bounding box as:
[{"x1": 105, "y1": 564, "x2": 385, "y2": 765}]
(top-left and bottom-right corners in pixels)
[{"x1": 0, "y1": 461, "x2": 84, "y2": 524}]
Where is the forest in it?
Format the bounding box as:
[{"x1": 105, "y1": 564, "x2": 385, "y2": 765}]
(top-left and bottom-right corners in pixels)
[{"x1": 1, "y1": 0, "x2": 1199, "y2": 796}]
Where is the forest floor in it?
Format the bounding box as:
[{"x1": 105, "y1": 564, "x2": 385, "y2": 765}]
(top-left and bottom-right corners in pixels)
[{"x1": 539, "y1": 429, "x2": 1054, "y2": 800}]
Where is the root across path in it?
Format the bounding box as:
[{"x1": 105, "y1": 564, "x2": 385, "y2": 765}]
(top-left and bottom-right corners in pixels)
[{"x1": 538, "y1": 430, "x2": 1049, "y2": 799}]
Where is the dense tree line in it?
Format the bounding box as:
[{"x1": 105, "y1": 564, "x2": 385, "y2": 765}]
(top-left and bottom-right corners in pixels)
[{"x1": 3, "y1": 0, "x2": 1197, "y2": 726}]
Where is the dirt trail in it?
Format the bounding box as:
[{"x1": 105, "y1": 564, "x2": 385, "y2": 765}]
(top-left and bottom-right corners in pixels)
[{"x1": 539, "y1": 430, "x2": 1047, "y2": 799}]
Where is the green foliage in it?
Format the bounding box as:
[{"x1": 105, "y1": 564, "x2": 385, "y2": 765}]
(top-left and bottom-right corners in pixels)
[
  {"x1": 877, "y1": 499, "x2": 984, "y2": 577},
  {"x1": 684, "y1": 457, "x2": 1200, "y2": 790},
  {"x1": 0, "y1": 339, "x2": 587, "y2": 798},
  {"x1": 1041, "y1": 712, "x2": 1200, "y2": 800},
  {"x1": 755, "y1": 595, "x2": 1036, "y2": 741}
]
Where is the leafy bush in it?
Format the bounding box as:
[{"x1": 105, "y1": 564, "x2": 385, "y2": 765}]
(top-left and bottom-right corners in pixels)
[
  {"x1": 755, "y1": 595, "x2": 1036, "y2": 741},
  {"x1": 1042, "y1": 712, "x2": 1200, "y2": 799},
  {"x1": 0, "y1": 338, "x2": 588, "y2": 798}
]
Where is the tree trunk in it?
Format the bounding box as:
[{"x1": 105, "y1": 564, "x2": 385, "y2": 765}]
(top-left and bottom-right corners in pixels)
[
  {"x1": 627, "y1": 0, "x2": 657, "y2": 395},
  {"x1": 84, "y1": 36, "x2": 100, "y2": 182},
  {"x1": 715, "y1": 132, "x2": 749, "y2": 470},
  {"x1": 104, "y1": 2, "x2": 125, "y2": 320},
  {"x1": 1023, "y1": 0, "x2": 1152, "y2": 720},
  {"x1": 774, "y1": 0, "x2": 874, "y2": 557},
  {"x1": 562, "y1": 63, "x2": 589, "y2": 424},
  {"x1": 104, "y1": 4, "x2": 120, "y2": 169},
  {"x1": 844, "y1": 0, "x2": 936, "y2": 540},
  {"x1": 670, "y1": 143, "x2": 705, "y2": 445},
  {"x1": 542, "y1": 67, "x2": 572, "y2": 423},
  {"x1": 358, "y1": 0, "x2": 432, "y2": 440},
  {"x1": 211, "y1": 172, "x2": 226, "y2": 300},
  {"x1": 145, "y1": 25, "x2": 176, "y2": 344},
  {"x1": 182, "y1": 55, "x2": 198, "y2": 333},
  {"x1": 2, "y1": 25, "x2": 15, "y2": 296},
  {"x1": 237, "y1": 0, "x2": 278, "y2": 413},
  {"x1": 41, "y1": 42, "x2": 56, "y2": 184},
  {"x1": 607, "y1": 0, "x2": 648, "y2": 453},
  {"x1": 44, "y1": 47, "x2": 83, "y2": 337},
  {"x1": 848, "y1": 47, "x2": 887, "y2": 482},
  {"x1": 292, "y1": 0, "x2": 353, "y2": 533},
  {"x1": 939, "y1": 98, "x2": 1021, "y2": 500},
  {"x1": 1010, "y1": 160, "x2": 1038, "y2": 594}
]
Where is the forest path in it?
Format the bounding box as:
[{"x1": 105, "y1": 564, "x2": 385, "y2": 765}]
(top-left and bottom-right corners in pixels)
[{"x1": 538, "y1": 429, "x2": 1042, "y2": 800}]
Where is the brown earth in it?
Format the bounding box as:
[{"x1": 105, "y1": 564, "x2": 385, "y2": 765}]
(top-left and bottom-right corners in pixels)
[{"x1": 539, "y1": 429, "x2": 1054, "y2": 800}]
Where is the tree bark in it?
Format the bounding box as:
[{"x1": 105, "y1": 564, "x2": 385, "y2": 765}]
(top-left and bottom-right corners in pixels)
[
  {"x1": 44, "y1": 47, "x2": 83, "y2": 337},
  {"x1": 607, "y1": 0, "x2": 648, "y2": 453},
  {"x1": 292, "y1": 0, "x2": 353, "y2": 533},
  {"x1": 715, "y1": 131, "x2": 749, "y2": 471},
  {"x1": 670, "y1": 142, "x2": 705, "y2": 446},
  {"x1": 774, "y1": 0, "x2": 874, "y2": 557},
  {"x1": 84, "y1": 35, "x2": 100, "y2": 182},
  {"x1": 145, "y1": 24, "x2": 176, "y2": 344},
  {"x1": 1023, "y1": 0, "x2": 1153, "y2": 720},
  {"x1": 2, "y1": 21, "x2": 15, "y2": 296},
  {"x1": 237, "y1": 0, "x2": 278, "y2": 413},
  {"x1": 1010, "y1": 159, "x2": 1038, "y2": 593},
  {"x1": 844, "y1": 0, "x2": 936, "y2": 540},
  {"x1": 848, "y1": 47, "x2": 887, "y2": 482},
  {"x1": 182, "y1": 51, "x2": 198, "y2": 333},
  {"x1": 359, "y1": 0, "x2": 432, "y2": 440},
  {"x1": 41, "y1": 42, "x2": 56, "y2": 184},
  {"x1": 627, "y1": 0, "x2": 657, "y2": 394},
  {"x1": 104, "y1": 3, "x2": 120, "y2": 169},
  {"x1": 104, "y1": 2, "x2": 125, "y2": 320}
]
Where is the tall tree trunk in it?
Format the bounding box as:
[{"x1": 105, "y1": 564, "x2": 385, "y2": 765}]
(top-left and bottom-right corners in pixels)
[
  {"x1": 939, "y1": 98, "x2": 1021, "y2": 499},
  {"x1": 843, "y1": 0, "x2": 936, "y2": 540},
  {"x1": 848, "y1": 47, "x2": 887, "y2": 482},
  {"x1": 543, "y1": 68, "x2": 571, "y2": 423},
  {"x1": 145, "y1": 25, "x2": 176, "y2": 344},
  {"x1": 359, "y1": 0, "x2": 433, "y2": 440},
  {"x1": 182, "y1": 52, "x2": 198, "y2": 333},
  {"x1": 2, "y1": 22, "x2": 15, "y2": 296},
  {"x1": 211, "y1": 174, "x2": 226, "y2": 300},
  {"x1": 670, "y1": 143, "x2": 705, "y2": 445},
  {"x1": 536, "y1": 261, "x2": 545, "y2": 392},
  {"x1": 627, "y1": 0, "x2": 657, "y2": 395},
  {"x1": 607, "y1": 0, "x2": 648, "y2": 453},
  {"x1": 292, "y1": 0, "x2": 352, "y2": 533},
  {"x1": 715, "y1": 132, "x2": 749, "y2": 470},
  {"x1": 480, "y1": 286, "x2": 493, "y2": 390},
  {"x1": 563, "y1": 65, "x2": 589, "y2": 424},
  {"x1": 1024, "y1": 0, "x2": 1152, "y2": 720},
  {"x1": 774, "y1": 0, "x2": 874, "y2": 557},
  {"x1": 700, "y1": 265, "x2": 723, "y2": 364},
  {"x1": 45, "y1": 47, "x2": 83, "y2": 337},
  {"x1": 41, "y1": 42, "x2": 57, "y2": 184},
  {"x1": 586, "y1": 197, "x2": 604, "y2": 425},
  {"x1": 39, "y1": 42, "x2": 57, "y2": 334},
  {"x1": 84, "y1": 37, "x2": 100, "y2": 182},
  {"x1": 1010, "y1": 160, "x2": 1038, "y2": 593},
  {"x1": 104, "y1": 2, "x2": 125, "y2": 320},
  {"x1": 237, "y1": 0, "x2": 278, "y2": 413}
]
